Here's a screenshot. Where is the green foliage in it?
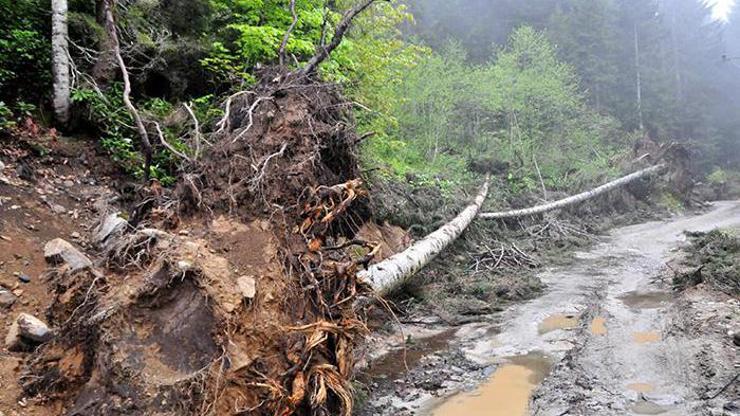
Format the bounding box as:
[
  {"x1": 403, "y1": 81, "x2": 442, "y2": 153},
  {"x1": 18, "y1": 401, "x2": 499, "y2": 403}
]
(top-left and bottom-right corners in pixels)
[
  {"x1": 368, "y1": 27, "x2": 622, "y2": 193},
  {"x1": 675, "y1": 230, "x2": 740, "y2": 295},
  {"x1": 71, "y1": 86, "x2": 176, "y2": 185},
  {"x1": 0, "y1": 0, "x2": 51, "y2": 103},
  {"x1": 0, "y1": 101, "x2": 13, "y2": 130},
  {"x1": 707, "y1": 167, "x2": 729, "y2": 185}
]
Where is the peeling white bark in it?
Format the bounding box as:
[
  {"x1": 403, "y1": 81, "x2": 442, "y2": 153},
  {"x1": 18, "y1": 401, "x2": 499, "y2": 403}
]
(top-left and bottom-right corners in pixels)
[
  {"x1": 52, "y1": 0, "x2": 71, "y2": 125},
  {"x1": 480, "y1": 164, "x2": 665, "y2": 220},
  {"x1": 360, "y1": 179, "x2": 490, "y2": 295}
]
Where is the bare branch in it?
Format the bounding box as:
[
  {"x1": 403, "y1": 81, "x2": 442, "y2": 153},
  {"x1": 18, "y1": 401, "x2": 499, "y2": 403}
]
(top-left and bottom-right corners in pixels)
[
  {"x1": 153, "y1": 122, "x2": 193, "y2": 163},
  {"x1": 231, "y1": 97, "x2": 274, "y2": 143},
  {"x1": 103, "y1": 0, "x2": 153, "y2": 180},
  {"x1": 216, "y1": 91, "x2": 252, "y2": 133},
  {"x1": 296, "y1": 0, "x2": 388, "y2": 76},
  {"x1": 183, "y1": 102, "x2": 202, "y2": 159},
  {"x1": 278, "y1": 0, "x2": 298, "y2": 67}
]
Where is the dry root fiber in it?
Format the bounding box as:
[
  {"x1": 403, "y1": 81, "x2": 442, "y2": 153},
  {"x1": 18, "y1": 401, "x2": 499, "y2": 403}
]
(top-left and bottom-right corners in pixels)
[{"x1": 21, "y1": 72, "x2": 377, "y2": 415}]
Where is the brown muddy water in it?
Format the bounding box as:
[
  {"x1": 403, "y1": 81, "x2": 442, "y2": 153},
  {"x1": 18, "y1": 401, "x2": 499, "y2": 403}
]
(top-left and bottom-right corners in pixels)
[
  {"x1": 632, "y1": 331, "x2": 661, "y2": 344},
  {"x1": 590, "y1": 316, "x2": 607, "y2": 335},
  {"x1": 627, "y1": 382, "x2": 656, "y2": 393},
  {"x1": 619, "y1": 291, "x2": 673, "y2": 309},
  {"x1": 537, "y1": 313, "x2": 579, "y2": 334},
  {"x1": 365, "y1": 329, "x2": 457, "y2": 381},
  {"x1": 431, "y1": 352, "x2": 552, "y2": 416}
]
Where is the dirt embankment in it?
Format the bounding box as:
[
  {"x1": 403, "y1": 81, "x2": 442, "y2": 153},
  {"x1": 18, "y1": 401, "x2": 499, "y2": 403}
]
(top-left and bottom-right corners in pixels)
[{"x1": 0, "y1": 73, "x2": 392, "y2": 416}]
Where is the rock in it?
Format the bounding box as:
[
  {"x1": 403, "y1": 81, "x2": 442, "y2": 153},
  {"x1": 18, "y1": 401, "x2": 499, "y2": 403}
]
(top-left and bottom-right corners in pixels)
[
  {"x1": 4, "y1": 320, "x2": 24, "y2": 351},
  {"x1": 50, "y1": 203, "x2": 67, "y2": 214},
  {"x1": 0, "y1": 288, "x2": 16, "y2": 308},
  {"x1": 0, "y1": 160, "x2": 4, "y2": 171},
  {"x1": 733, "y1": 331, "x2": 740, "y2": 347},
  {"x1": 18, "y1": 274, "x2": 31, "y2": 283},
  {"x1": 70, "y1": 231, "x2": 81, "y2": 240},
  {"x1": 93, "y1": 213, "x2": 128, "y2": 246},
  {"x1": 16, "y1": 313, "x2": 51, "y2": 342},
  {"x1": 5, "y1": 313, "x2": 51, "y2": 351},
  {"x1": 44, "y1": 238, "x2": 92, "y2": 273},
  {"x1": 63, "y1": 180, "x2": 74, "y2": 187},
  {"x1": 237, "y1": 276, "x2": 256, "y2": 299}
]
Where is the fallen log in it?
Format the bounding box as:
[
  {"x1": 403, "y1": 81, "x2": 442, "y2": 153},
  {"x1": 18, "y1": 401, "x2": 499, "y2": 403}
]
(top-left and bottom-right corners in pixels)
[
  {"x1": 359, "y1": 178, "x2": 490, "y2": 295},
  {"x1": 479, "y1": 164, "x2": 665, "y2": 220}
]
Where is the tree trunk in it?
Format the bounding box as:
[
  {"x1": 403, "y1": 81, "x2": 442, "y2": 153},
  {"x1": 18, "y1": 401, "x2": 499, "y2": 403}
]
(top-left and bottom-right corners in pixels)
[
  {"x1": 479, "y1": 164, "x2": 664, "y2": 220},
  {"x1": 92, "y1": 0, "x2": 116, "y2": 86},
  {"x1": 296, "y1": 0, "x2": 386, "y2": 76},
  {"x1": 359, "y1": 179, "x2": 490, "y2": 295},
  {"x1": 103, "y1": 0, "x2": 153, "y2": 180},
  {"x1": 633, "y1": 22, "x2": 644, "y2": 131},
  {"x1": 52, "y1": 0, "x2": 71, "y2": 126}
]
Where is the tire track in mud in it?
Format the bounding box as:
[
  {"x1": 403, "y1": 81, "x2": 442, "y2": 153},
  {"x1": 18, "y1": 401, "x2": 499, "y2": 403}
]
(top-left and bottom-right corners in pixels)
[{"x1": 365, "y1": 201, "x2": 740, "y2": 416}]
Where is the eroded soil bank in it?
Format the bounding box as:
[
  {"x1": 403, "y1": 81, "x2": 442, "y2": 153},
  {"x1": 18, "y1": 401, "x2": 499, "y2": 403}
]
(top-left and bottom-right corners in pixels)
[{"x1": 361, "y1": 201, "x2": 740, "y2": 416}]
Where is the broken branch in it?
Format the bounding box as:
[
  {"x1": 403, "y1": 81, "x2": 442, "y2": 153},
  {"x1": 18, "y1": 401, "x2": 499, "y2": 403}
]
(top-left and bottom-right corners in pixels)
[{"x1": 296, "y1": 0, "x2": 388, "y2": 76}]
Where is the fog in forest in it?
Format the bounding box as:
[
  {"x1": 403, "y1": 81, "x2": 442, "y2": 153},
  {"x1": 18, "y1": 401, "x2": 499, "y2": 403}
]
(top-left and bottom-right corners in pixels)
[{"x1": 402, "y1": 0, "x2": 740, "y2": 170}]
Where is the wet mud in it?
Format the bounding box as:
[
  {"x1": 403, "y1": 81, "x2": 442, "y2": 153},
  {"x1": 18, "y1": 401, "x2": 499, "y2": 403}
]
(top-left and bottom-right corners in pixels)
[{"x1": 363, "y1": 201, "x2": 740, "y2": 416}]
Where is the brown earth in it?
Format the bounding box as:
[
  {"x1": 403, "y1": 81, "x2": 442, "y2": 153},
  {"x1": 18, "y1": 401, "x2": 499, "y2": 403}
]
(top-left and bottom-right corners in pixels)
[{"x1": 1, "y1": 73, "x2": 400, "y2": 416}]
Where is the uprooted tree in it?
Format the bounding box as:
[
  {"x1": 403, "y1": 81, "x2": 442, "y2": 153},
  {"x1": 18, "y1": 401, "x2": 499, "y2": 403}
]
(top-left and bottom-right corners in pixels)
[{"x1": 20, "y1": 1, "x2": 392, "y2": 415}]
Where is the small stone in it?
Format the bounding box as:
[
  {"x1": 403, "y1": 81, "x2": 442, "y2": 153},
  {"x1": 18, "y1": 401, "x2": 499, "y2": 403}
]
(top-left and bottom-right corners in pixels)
[
  {"x1": 70, "y1": 232, "x2": 81, "y2": 240},
  {"x1": 44, "y1": 238, "x2": 92, "y2": 273},
  {"x1": 0, "y1": 288, "x2": 17, "y2": 308},
  {"x1": 5, "y1": 313, "x2": 51, "y2": 351},
  {"x1": 63, "y1": 180, "x2": 74, "y2": 188},
  {"x1": 18, "y1": 274, "x2": 30, "y2": 283},
  {"x1": 93, "y1": 213, "x2": 128, "y2": 246},
  {"x1": 25, "y1": 224, "x2": 36, "y2": 231},
  {"x1": 50, "y1": 204, "x2": 67, "y2": 214},
  {"x1": 0, "y1": 160, "x2": 5, "y2": 171},
  {"x1": 16, "y1": 313, "x2": 51, "y2": 342},
  {"x1": 237, "y1": 276, "x2": 256, "y2": 299},
  {"x1": 733, "y1": 332, "x2": 740, "y2": 347},
  {"x1": 178, "y1": 229, "x2": 190, "y2": 236}
]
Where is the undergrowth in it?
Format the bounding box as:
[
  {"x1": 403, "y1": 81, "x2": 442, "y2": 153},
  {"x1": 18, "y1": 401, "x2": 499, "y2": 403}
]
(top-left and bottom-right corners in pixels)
[{"x1": 675, "y1": 230, "x2": 740, "y2": 296}]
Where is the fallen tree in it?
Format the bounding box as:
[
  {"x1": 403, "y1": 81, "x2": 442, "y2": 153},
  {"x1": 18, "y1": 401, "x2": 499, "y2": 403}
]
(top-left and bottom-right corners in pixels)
[
  {"x1": 359, "y1": 178, "x2": 490, "y2": 295},
  {"x1": 479, "y1": 164, "x2": 665, "y2": 220}
]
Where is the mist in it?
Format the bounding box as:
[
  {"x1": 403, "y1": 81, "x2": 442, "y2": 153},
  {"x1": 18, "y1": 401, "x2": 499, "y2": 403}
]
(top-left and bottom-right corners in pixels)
[{"x1": 402, "y1": 0, "x2": 740, "y2": 169}]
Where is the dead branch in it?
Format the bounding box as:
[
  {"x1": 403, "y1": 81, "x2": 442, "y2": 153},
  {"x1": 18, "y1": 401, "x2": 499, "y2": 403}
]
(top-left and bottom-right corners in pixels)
[
  {"x1": 279, "y1": 0, "x2": 298, "y2": 66},
  {"x1": 231, "y1": 96, "x2": 274, "y2": 143},
  {"x1": 217, "y1": 91, "x2": 252, "y2": 133},
  {"x1": 480, "y1": 164, "x2": 665, "y2": 219},
  {"x1": 250, "y1": 142, "x2": 288, "y2": 192},
  {"x1": 153, "y1": 122, "x2": 192, "y2": 163},
  {"x1": 183, "y1": 102, "x2": 203, "y2": 159},
  {"x1": 103, "y1": 0, "x2": 153, "y2": 180},
  {"x1": 296, "y1": 0, "x2": 388, "y2": 76}
]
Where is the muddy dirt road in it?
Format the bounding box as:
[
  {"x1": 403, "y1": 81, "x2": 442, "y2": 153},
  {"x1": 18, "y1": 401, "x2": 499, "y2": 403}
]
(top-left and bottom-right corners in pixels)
[{"x1": 364, "y1": 201, "x2": 740, "y2": 416}]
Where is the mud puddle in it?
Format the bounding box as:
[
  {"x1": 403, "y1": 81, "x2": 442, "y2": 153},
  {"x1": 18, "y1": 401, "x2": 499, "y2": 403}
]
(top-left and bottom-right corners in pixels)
[
  {"x1": 590, "y1": 316, "x2": 607, "y2": 335},
  {"x1": 364, "y1": 328, "x2": 457, "y2": 381},
  {"x1": 619, "y1": 291, "x2": 673, "y2": 309},
  {"x1": 538, "y1": 314, "x2": 579, "y2": 334},
  {"x1": 632, "y1": 331, "x2": 661, "y2": 344},
  {"x1": 431, "y1": 352, "x2": 551, "y2": 416},
  {"x1": 627, "y1": 382, "x2": 655, "y2": 393}
]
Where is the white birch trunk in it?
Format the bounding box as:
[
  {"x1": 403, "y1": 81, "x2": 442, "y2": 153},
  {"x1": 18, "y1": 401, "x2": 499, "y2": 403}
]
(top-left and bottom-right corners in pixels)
[
  {"x1": 479, "y1": 164, "x2": 664, "y2": 220},
  {"x1": 360, "y1": 179, "x2": 490, "y2": 295},
  {"x1": 52, "y1": 0, "x2": 71, "y2": 125}
]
